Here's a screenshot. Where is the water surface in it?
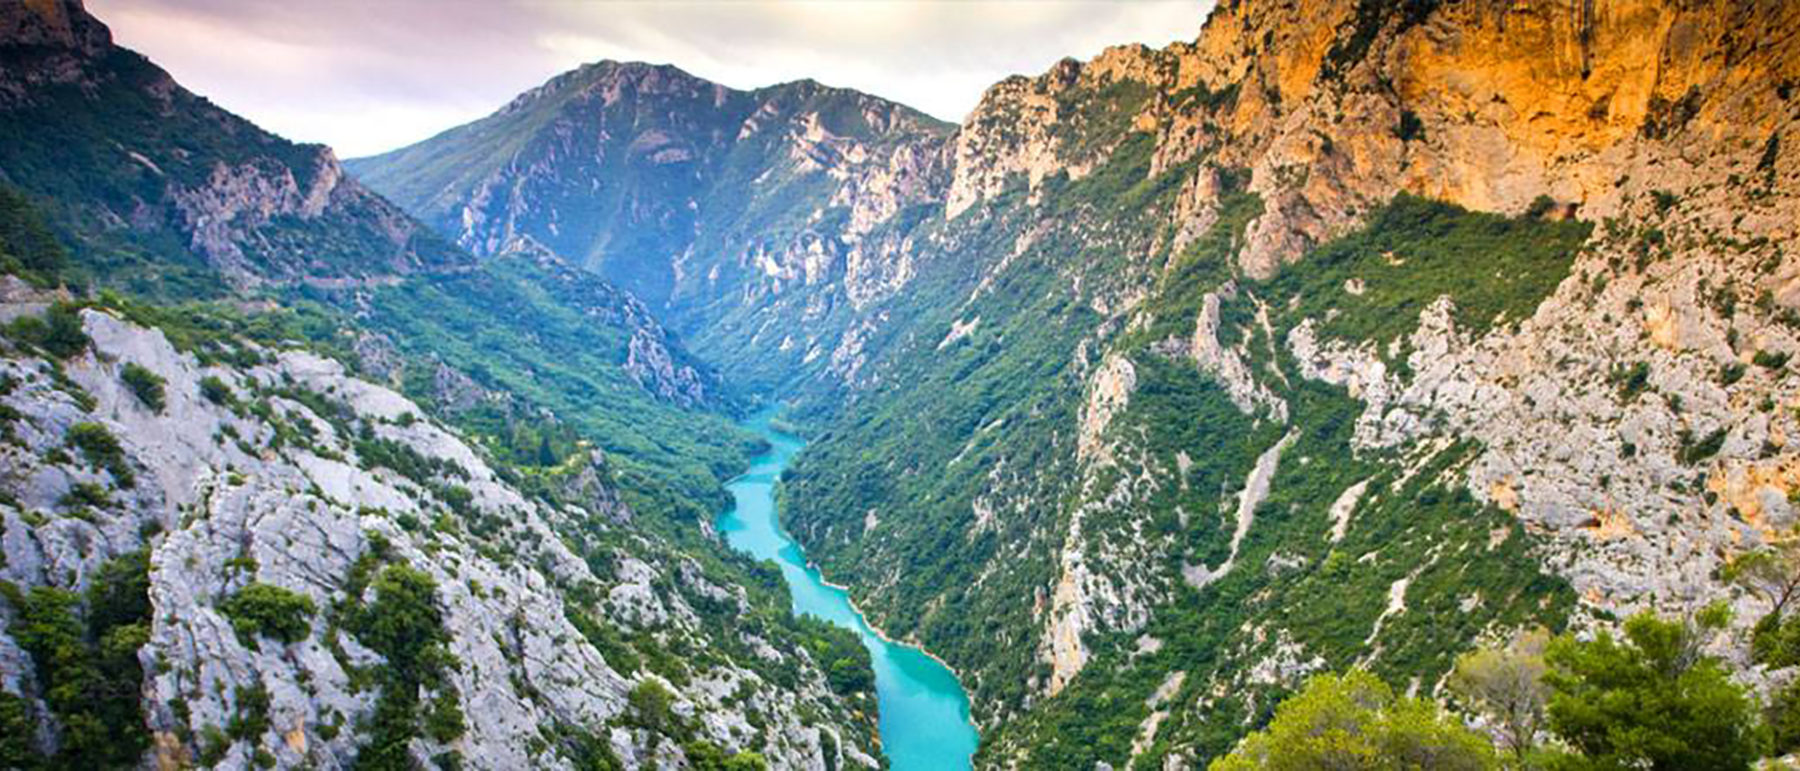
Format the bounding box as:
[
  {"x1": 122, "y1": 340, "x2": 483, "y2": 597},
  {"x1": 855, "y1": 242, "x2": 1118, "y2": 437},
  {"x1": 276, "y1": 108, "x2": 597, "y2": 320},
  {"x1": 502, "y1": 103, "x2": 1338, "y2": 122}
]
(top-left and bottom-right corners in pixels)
[{"x1": 717, "y1": 409, "x2": 979, "y2": 770}]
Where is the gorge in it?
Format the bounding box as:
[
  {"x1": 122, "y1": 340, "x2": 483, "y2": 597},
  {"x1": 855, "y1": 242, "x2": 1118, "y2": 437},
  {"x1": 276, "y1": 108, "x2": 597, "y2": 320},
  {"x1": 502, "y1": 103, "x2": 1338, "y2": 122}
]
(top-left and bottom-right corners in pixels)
[
  {"x1": 717, "y1": 410, "x2": 977, "y2": 770},
  {"x1": 2, "y1": 0, "x2": 1799, "y2": 768}
]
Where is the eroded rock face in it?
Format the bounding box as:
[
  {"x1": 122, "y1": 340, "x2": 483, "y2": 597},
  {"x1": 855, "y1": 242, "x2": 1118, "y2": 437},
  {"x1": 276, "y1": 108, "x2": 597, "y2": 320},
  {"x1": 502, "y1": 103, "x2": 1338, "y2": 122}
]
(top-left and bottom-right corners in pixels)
[
  {"x1": 0, "y1": 0, "x2": 467, "y2": 288},
  {"x1": 783, "y1": 0, "x2": 1800, "y2": 765},
  {"x1": 349, "y1": 64, "x2": 954, "y2": 390},
  {"x1": 0, "y1": 309, "x2": 877, "y2": 769}
]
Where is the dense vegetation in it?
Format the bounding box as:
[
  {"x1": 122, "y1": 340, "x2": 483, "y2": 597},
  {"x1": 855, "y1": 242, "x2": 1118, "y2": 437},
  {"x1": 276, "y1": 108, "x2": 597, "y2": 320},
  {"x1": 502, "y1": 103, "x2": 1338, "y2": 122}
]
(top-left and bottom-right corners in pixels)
[
  {"x1": 1214, "y1": 609, "x2": 1769, "y2": 770},
  {"x1": 0, "y1": 549, "x2": 152, "y2": 769},
  {"x1": 355, "y1": 255, "x2": 758, "y2": 527},
  {"x1": 0, "y1": 186, "x2": 69, "y2": 288}
]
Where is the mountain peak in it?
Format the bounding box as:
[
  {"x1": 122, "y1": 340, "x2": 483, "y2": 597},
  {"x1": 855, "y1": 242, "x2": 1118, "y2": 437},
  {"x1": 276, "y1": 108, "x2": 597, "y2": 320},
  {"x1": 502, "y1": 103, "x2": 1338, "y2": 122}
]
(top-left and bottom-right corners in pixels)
[{"x1": 1, "y1": 0, "x2": 109, "y2": 53}]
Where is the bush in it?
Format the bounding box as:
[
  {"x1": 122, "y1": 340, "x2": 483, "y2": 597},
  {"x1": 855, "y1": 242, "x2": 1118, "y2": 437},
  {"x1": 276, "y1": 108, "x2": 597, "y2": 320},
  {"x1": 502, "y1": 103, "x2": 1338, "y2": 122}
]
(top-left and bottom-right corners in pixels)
[
  {"x1": 1394, "y1": 109, "x2": 1425, "y2": 142},
  {"x1": 344, "y1": 562, "x2": 463, "y2": 769},
  {"x1": 1754, "y1": 350, "x2": 1791, "y2": 370},
  {"x1": 1526, "y1": 194, "x2": 1558, "y2": 219},
  {"x1": 58, "y1": 481, "x2": 111, "y2": 510},
  {"x1": 219, "y1": 582, "x2": 317, "y2": 647},
  {"x1": 120, "y1": 362, "x2": 166, "y2": 412},
  {"x1": 66, "y1": 422, "x2": 133, "y2": 488},
  {"x1": 1651, "y1": 189, "x2": 1680, "y2": 213},
  {"x1": 199, "y1": 375, "x2": 236, "y2": 406},
  {"x1": 1677, "y1": 427, "x2": 1728, "y2": 465},
  {"x1": 0, "y1": 549, "x2": 152, "y2": 767},
  {"x1": 1612, "y1": 361, "x2": 1651, "y2": 400},
  {"x1": 4, "y1": 302, "x2": 89, "y2": 359}
]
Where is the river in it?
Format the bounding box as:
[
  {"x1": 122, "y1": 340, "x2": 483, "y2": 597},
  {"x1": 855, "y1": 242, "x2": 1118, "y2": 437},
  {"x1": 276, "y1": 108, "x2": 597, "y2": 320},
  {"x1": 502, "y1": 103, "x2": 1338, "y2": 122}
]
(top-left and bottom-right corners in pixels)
[{"x1": 717, "y1": 409, "x2": 980, "y2": 770}]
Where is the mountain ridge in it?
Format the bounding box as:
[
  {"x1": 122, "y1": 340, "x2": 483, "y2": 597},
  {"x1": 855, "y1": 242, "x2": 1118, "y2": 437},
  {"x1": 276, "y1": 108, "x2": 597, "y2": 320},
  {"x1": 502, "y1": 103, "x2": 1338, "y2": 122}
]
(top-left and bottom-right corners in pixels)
[
  {"x1": 354, "y1": 0, "x2": 1800, "y2": 765},
  {"x1": 6, "y1": 0, "x2": 1800, "y2": 767},
  {"x1": 0, "y1": 0, "x2": 470, "y2": 296},
  {"x1": 347, "y1": 55, "x2": 955, "y2": 393}
]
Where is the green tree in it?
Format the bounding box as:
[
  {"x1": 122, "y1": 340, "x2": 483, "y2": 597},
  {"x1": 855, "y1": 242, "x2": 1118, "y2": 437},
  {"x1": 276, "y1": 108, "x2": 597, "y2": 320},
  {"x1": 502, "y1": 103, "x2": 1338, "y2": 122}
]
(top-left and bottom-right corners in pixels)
[
  {"x1": 1722, "y1": 538, "x2": 1800, "y2": 666},
  {"x1": 627, "y1": 679, "x2": 681, "y2": 738},
  {"x1": 0, "y1": 549, "x2": 152, "y2": 769},
  {"x1": 1210, "y1": 670, "x2": 1497, "y2": 770},
  {"x1": 1450, "y1": 628, "x2": 1549, "y2": 762},
  {"x1": 1542, "y1": 609, "x2": 1766, "y2": 770},
  {"x1": 219, "y1": 582, "x2": 317, "y2": 648}
]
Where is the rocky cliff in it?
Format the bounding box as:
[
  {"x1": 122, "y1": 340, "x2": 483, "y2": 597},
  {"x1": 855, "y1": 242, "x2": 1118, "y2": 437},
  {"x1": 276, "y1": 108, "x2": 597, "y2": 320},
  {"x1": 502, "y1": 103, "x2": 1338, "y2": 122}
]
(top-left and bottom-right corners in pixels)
[
  {"x1": 0, "y1": 300, "x2": 878, "y2": 769},
  {"x1": 775, "y1": 0, "x2": 1800, "y2": 766},
  {"x1": 0, "y1": 0, "x2": 466, "y2": 294},
  {"x1": 348, "y1": 62, "x2": 953, "y2": 393}
]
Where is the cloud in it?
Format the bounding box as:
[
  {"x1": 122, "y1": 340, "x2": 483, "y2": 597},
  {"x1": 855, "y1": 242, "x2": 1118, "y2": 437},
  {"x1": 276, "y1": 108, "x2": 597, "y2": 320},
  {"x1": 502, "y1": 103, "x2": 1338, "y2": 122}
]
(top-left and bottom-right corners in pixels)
[{"x1": 86, "y1": 0, "x2": 1212, "y2": 157}]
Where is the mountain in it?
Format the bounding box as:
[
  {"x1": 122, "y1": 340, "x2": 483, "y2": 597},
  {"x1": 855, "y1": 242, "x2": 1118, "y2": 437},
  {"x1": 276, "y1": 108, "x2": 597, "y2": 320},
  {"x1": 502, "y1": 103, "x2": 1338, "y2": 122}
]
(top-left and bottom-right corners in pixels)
[
  {"x1": 0, "y1": 2, "x2": 880, "y2": 769},
  {"x1": 0, "y1": 0, "x2": 466, "y2": 297},
  {"x1": 0, "y1": 301, "x2": 879, "y2": 769},
  {"x1": 358, "y1": 0, "x2": 1800, "y2": 766},
  {"x1": 0, "y1": 0, "x2": 758, "y2": 522},
  {"x1": 349, "y1": 61, "x2": 953, "y2": 393}
]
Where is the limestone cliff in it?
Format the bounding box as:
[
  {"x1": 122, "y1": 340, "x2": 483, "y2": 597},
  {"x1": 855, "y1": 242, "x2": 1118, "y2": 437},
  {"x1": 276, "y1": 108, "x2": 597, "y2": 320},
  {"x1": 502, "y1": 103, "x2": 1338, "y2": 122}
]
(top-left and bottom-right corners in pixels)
[
  {"x1": 0, "y1": 0, "x2": 466, "y2": 292},
  {"x1": 348, "y1": 65, "x2": 952, "y2": 392},
  {"x1": 778, "y1": 0, "x2": 1800, "y2": 766},
  {"x1": 0, "y1": 303, "x2": 878, "y2": 769}
]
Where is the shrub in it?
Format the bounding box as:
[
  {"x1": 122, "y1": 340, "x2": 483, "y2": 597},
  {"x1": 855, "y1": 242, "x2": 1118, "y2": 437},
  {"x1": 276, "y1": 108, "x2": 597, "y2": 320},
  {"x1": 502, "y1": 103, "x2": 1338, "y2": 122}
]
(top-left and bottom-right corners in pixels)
[
  {"x1": 219, "y1": 582, "x2": 317, "y2": 647},
  {"x1": 4, "y1": 302, "x2": 89, "y2": 359},
  {"x1": 344, "y1": 562, "x2": 462, "y2": 769},
  {"x1": 425, "y1": 691, "x2": 466, "y2": 743},
  {"x1": 1526, "y1": 194, "x2": 1558, "y2": 219},
  {"x1": 1754, "y1": 350, "x2": 1791, "y2": 370},
  {"x1": 1651, "y1": 189, "x2": 1680, "y2": 213},
  {"x1": 66, "y1": 422, "x2": 133, "y2": 488},
  {"x1": 1677, "y1": 427, "x2": 1728, "y2": 465},
  {"x1": 1394, "y1": 109, "x2": 1425, "y2": 143},
  {"x1": 120, "y1": 362, "x2": 166, "y2": 412},
  {"x1": 1612, "y1": 361, "x2": 1651, "y2": 400},
  {"x1": 199, "y1": 375, "x2": 236, "y2": 406},
  {"x1": 0, "y1": 549, "x2": 152, "y2": 767},
  {"x1": 58, "y1": 481, "x2": 111, "y2": 510}
]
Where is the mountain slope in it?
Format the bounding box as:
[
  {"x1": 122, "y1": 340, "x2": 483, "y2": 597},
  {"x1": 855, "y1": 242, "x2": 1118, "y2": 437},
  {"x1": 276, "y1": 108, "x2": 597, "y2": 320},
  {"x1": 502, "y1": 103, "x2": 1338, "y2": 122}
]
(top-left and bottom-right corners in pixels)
[
  {"x1": 780, "y1": 1, "x2": 1800, "y2": 766},
  {"x1": 0, "y1": 0, "x2": 757, "y2": 529},
  {"x1": 0, "y1": 0, "x2": 464, "y2": 297},
  {"x1": 0, "y1": 303, "x2": 879, "y2": 769},
  {"x1": 349, "y1": 62, "x2": 953, "y2": 393},
  {"x1": 0, "y1": 2, "x2": 878, "y2": 768},
  {"x1": 359, "y1": 0, "x2": 1800, "y2": 766}
]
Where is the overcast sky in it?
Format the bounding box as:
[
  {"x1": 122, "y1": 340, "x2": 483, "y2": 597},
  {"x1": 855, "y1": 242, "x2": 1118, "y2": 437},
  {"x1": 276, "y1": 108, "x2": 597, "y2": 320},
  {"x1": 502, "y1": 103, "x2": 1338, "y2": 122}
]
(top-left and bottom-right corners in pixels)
[{"x1": 87, "y1": 0, "x2": 1213, "y2": 158}]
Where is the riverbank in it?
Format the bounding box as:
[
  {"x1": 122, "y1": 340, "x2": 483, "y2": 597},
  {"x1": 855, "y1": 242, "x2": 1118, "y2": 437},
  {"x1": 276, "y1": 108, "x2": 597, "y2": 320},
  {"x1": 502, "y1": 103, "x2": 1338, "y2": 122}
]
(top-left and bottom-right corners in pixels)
[{"x1": 716, "y1": 407, "x2": 979, "y2": 771}]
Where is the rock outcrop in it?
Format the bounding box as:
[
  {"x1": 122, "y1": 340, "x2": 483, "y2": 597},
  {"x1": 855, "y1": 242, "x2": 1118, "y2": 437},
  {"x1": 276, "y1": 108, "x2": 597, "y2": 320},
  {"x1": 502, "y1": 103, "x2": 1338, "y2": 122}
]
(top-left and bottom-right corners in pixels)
[
  {"x1": 0, "y1": 306, "x2": 877, "y2": 769},
  {"x1": 0, "y1": 0, "x2": 466, "y2": 288}
]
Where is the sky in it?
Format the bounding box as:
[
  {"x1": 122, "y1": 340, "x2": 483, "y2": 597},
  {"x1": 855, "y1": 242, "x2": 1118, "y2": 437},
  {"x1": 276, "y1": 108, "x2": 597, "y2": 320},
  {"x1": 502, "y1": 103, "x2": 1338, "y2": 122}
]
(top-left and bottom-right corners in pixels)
[{"x1": 86, "y1": 0, "x2": 1212, "y2": 158}]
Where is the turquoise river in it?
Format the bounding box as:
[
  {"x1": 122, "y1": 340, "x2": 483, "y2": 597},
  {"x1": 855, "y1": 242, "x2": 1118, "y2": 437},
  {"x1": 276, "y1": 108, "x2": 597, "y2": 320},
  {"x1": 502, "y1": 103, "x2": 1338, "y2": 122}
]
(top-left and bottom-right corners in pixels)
[{"x1": 717, "y1": 410, "x2": 980, "y2": 770}]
